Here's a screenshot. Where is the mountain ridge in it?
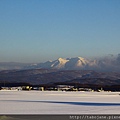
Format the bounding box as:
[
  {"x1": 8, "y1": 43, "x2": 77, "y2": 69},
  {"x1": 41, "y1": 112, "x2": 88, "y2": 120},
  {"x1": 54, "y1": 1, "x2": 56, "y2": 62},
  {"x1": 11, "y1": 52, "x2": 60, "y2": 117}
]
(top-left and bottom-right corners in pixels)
[
  {"x1": 0, "y1": 55, "x2": 120, "y2": 72},
  {"x1": 24, "y1": 56, "x2": 120, "y2": 72}
]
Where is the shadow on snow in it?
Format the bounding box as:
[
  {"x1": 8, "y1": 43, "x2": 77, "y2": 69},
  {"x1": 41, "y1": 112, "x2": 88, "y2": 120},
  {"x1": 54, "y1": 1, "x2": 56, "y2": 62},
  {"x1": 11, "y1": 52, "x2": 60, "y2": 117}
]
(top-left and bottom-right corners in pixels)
[{"x1": 2, "y1": 100, "x2": 120, "y2": 106}]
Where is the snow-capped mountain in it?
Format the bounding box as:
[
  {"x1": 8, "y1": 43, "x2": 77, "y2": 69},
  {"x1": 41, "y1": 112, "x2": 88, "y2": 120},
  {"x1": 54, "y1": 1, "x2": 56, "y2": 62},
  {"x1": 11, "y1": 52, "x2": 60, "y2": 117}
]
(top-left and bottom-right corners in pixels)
[
  {"x1": 0, "y1": 54, "x2": 120, "y2": 72},
  {"x1": 24, "y1": 57, "x2": 100, "y2": 70},
  {"x1": 25, "y1": 55, "x2": 120, "y2": 72},
  {"x1": 34, "y1": 57, "x2": 69, "y2": 69},
  {"x1": 25, "y1": 57, "x2": 89, "y2": 70}
]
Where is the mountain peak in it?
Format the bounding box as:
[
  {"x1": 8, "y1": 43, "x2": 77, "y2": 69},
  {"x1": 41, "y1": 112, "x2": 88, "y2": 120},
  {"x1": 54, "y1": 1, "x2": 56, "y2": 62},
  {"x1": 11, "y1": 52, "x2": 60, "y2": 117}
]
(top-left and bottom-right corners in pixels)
[
  {"x1": 57, "y1": 58, "x2": 68, "y2": 63},
  {"x1": 58, "y1": 57, "x2": 65, "y2": 61},
  {"x1": 77, "y1": 57, "x2": 85, "y2": 60}
]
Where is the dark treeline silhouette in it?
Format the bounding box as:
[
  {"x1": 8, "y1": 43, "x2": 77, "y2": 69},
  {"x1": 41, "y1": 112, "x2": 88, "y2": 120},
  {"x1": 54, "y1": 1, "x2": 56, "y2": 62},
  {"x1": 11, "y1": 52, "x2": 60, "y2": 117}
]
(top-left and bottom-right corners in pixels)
[
  {"x1": 54, "y1": 82, "x2": 120, "y2": 92},
  {"x1": 0, "y1": 82, "x2": 31, "y2": 87}
]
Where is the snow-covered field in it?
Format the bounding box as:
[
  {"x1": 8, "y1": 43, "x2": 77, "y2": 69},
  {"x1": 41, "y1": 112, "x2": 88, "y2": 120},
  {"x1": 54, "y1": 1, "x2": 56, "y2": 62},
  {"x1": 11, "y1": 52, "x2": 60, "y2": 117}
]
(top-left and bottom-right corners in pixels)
[{"x1": 0, "y1": 91, "x2": 120, "y2": 114}]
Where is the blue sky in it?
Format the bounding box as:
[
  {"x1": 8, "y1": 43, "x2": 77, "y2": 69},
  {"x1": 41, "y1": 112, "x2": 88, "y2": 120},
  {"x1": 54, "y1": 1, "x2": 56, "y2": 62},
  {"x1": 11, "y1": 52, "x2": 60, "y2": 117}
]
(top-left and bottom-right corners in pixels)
[{"x1": 0, "y1": 0, "x2": 120, "y2": 63}]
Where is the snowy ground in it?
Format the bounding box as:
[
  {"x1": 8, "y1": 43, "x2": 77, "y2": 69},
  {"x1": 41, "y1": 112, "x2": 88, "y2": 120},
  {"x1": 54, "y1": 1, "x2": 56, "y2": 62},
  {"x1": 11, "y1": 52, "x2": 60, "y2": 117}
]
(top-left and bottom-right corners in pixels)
[{"x1": 0, "y1": 90, "x2": 120, "y2": 114}]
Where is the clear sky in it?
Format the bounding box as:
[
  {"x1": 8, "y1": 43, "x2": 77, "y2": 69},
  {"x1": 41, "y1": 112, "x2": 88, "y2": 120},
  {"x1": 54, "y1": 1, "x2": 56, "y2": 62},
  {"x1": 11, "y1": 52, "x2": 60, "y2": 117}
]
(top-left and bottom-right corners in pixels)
[{"x1": 0, "y1": 0, "x2": 120, "y2": 63}]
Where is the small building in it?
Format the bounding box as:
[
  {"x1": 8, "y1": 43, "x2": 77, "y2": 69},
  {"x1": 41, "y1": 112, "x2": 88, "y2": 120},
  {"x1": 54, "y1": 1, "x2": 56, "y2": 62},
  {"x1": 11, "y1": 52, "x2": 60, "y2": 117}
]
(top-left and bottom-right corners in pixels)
[
  {"x1": 78, "y1": 88, "x2": 93, "y2": 92},
  {"x1": 57, "y1": 85, "x2": 74, "y2": 91},
  {"x1": 98, "y1": 88, "x2": 104, "y2": 92},
  {"x1": 32, "y1": 87, "x2": 44, "y2": 91},
  {"x1": 22, "y1": 86, "x2": 32, "y2": 91}
]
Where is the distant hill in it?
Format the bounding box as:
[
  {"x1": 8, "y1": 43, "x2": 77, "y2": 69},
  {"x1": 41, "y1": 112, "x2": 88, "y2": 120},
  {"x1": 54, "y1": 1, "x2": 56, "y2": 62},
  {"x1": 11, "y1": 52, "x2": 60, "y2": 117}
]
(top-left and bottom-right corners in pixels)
[
  {"x1": 0, "y1": 69, "x2": 120, "y2": 87},
  {"x1": 0, "y1": 62, "x2": 30, "y2": 70}
]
